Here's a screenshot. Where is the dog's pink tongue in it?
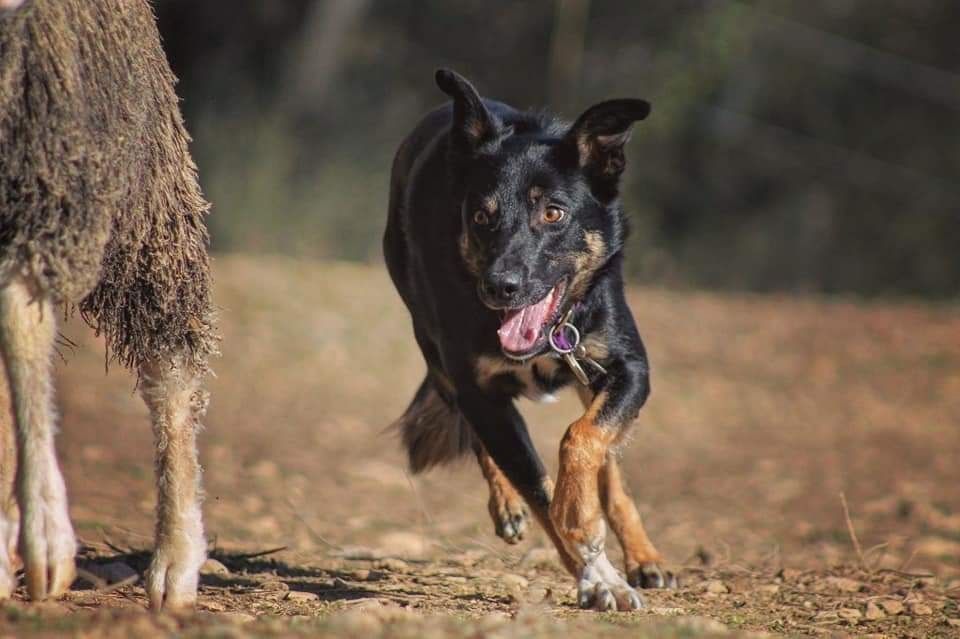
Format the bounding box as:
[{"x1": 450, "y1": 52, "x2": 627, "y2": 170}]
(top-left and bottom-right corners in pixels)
[{"x1": 497, "y1": 289, "x2": 554, "y2": 353}]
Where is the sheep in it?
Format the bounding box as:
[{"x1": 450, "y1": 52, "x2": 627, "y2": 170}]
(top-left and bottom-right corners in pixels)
[{"x1": 0, "y1": 0, "x2": 217, "y2": 610}]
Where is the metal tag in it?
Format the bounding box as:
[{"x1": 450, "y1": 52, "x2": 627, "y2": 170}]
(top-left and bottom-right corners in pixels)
[{"x1": 548, "y1": 312, "x2": 607, "y2": 386}]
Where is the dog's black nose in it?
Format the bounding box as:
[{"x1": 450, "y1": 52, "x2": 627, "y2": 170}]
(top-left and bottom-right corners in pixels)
[{"x1": 482, "y1": 271, "x2": 522, "y2": 304}]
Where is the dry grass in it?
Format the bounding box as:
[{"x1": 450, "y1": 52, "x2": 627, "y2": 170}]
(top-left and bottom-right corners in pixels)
[{"x1": 2, "y1": 255, "x2": 958, "y2": 637}]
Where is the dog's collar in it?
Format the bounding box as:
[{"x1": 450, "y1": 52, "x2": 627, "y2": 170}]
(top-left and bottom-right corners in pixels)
[{"x1": 548, "y1": 306, "x2": 607, "y2": 386}]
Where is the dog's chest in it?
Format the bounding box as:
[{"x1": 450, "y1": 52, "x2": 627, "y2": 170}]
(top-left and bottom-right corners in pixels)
[{"x1": 474, "y1": 353, "x2": 566, "y2": 402}]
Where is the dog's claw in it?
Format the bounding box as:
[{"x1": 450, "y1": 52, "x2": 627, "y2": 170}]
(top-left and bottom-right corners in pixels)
[
  {"x1": 628, "y1": 562, "x2": 678, "y2": 589},
  {"x1": 577, "y1": 552, "x2": 644, "y2": 611}
]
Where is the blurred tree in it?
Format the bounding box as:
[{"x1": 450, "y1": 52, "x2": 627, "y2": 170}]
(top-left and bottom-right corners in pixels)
[{"x1": 155, "y1": 0, "x2": 960, "y2": 298}]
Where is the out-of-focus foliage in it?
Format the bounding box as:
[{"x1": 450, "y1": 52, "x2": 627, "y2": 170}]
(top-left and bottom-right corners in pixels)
[{"x1": 156, "y1": 0, "x2": 960, "y2": 297}]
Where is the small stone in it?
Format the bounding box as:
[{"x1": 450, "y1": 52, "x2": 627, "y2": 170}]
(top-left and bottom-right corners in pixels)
[
  {"x1": 703, "y1": 579, "x2": 729, "y2": 594},
  {"x1": 823, "y1": 576, "x2": 864, "y2": 593},
  {"x1": 331, "y1": 577, "x2": 350, "y2": 589},
  {"x1": 375, "y1": 558, "x2": 410, "y2": 573},
  {"x1": 349, "y1": 569, "x2": 371, "y2": 581},
  {"x1": 838, "y1": 608, "x2": 863, "y2": 624},
  {"x1": 501, "y1": 574, "x2": 528, "y2": 591},
  {"x1": 864, "y1": 601, "x2": 885, "y2": 620},
  {"x1": 910, "y1": 602, "x2": 932, "y2": 616},
  {"x1": 879, "y1": 599, "x2": 905, "y2": 615},
  {"x1": 946, "y1": 618, "x2": 960, "y2": 628},
  {"x1": 757, "y1": 584, "x2": 780, "y2": 595},
  {"x1": 200, "y1": 558, "x2": 230, "y2": 576},
  {"x1": 286, "y1": 590, "x2": 319, "y2": 602},
  {"x1": 814, "y1": 611, "x2": 839, "y2": 623},
  {"x1": 260, "y1": 580, "x2": 290, "y2": 592}
]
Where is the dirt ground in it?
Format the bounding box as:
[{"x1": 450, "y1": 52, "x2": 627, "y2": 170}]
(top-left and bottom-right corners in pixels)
[{"x1": 2, "y1": 255, "x2": 959, "y2": 638}]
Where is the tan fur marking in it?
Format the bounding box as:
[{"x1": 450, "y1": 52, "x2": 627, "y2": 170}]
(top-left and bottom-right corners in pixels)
[
  {"x1": 550, "y1": 398, "x2": 615, "y2": 553},
  {"x1": 569, "y1": 231, "x2": 608, "y2": 300},
  {"x1": 459, "y1": 232, "x2": 482, "y2": 277}
]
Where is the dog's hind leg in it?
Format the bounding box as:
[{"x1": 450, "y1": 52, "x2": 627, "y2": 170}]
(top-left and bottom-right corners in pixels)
[
  {"x1": 0, "y1": 365, "x2": 19, "y2": 599},
  {"x1": 0, "y1": 277, "x2": 76, "y2": 600},
  {"x1": 475, "y1": 443, "x2": 528, "y2": 544},
  {"x1": 139, "y1": 354, "x2": 207, "y2": 611}
]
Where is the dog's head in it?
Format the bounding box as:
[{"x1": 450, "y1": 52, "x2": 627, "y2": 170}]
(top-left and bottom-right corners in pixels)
[{"x1": 436, "y1": 69, "x2": 650, "y2": 359}]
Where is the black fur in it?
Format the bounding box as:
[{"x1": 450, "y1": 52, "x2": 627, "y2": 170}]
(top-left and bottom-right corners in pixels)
[{"x1": 384, "y1": 69, "x2": 652, "y2": 510}]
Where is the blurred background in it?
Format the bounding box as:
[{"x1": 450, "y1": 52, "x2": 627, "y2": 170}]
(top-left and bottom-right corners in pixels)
[{"x1": 154, "y1": 0, "x2": 960, "y2": 298}]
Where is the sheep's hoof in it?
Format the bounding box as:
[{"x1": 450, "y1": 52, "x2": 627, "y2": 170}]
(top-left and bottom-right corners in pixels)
[
  {"x1": 145, "y1": 543, "x2": 205, "y2": 612},
  {"x1": 19, "y1": 498, "x2": 76, "y2": 600}
]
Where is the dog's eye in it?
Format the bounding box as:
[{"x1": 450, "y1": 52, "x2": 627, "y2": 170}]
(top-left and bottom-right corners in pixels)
[
  {"x1": 543, "y1": 206, "x2": 565, "y2": 224},
  {"x1": 473, "y1": 210, "x2": 491, "y2": 226}
]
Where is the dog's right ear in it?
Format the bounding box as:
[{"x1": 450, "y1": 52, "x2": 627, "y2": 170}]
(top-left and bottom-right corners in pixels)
[{"x1": 435, "y1": 69, "x2": 505, "y2": 154}]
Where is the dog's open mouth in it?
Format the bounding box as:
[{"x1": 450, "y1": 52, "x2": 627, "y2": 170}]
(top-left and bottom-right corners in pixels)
[{"x1": 496, "y1": 281, "x2": 566, "y2": 358}]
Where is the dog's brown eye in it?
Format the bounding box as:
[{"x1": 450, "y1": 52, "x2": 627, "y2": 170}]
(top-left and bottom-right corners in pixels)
[
  {"x1": 543, "y1": 206, "x2": 565, "y2": 224},
  {"x1": 473, "y1": 210, "x2": 490, "y2": 225}
]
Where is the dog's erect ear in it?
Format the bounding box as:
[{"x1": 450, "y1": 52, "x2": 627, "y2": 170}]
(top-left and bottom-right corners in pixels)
[
  {"x1": 564, "y1": 99, "x2": 651, "y2": 178},
  {"x1": 435, "y1": 68, "x2": 506, "y2": 153}
]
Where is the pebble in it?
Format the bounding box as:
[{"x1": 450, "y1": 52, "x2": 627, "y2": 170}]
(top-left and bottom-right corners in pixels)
[
  {"x1": 879, "y1": 599, "x2": 905, "y2": 615},
  {"x1": 847, "y1": 610, "x2": 877, "y2": 627},
  {"x1": 703, "y1": 579, "x2": 729, "y2": 594},
  {"x1": 823, "y1": 576, "x2": 864, "y2": 593},
  {"x1": 200, "y1": 558, "x2": 230, "y2": 576},
  {"x1": 910, "y1": 602, "x2": 932, "y2": 616},
  {"x1": 286, "y1": 590, "x2": 319, "y2": 602},
  {"x1": 375, "y1": 558, "x2": 410, "y2": 573},
  {"x1": 864, "y1": 601, "x2": 885, "y2": 620},
  {"x1": 501, "y1": 574, "x2": 529, "y2": 591}
]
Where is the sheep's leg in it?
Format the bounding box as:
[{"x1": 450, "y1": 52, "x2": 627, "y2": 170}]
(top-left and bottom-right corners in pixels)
[
  {"x1": 0, "y1": 279, "x2": 76, "y2": 600},
  {"x1": 0, "y1": 369, "x2": 20, "y2": 599},
  {"x1": 139, "y1": 354, "x2": 207, "y2": 611}
]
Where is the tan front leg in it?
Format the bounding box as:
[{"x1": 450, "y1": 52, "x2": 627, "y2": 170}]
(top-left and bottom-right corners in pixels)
[
  {"x1": 576, "y1": 385, "x2": 673, "y2": 588},
  {"x1": 549, "y1": 392, "x2": 641, "y2": 610}
]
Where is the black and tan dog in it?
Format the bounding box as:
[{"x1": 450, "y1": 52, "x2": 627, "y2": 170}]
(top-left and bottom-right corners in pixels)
[{"x1": 384, "y1": 69, "x2": 673, "y2": 611}]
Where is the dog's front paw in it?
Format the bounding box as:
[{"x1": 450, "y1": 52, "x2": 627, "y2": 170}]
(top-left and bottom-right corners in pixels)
[
  {"x1": 627, "y1": 562, "x2": 678, "y2": 589},
  {"x1": 488, "y1": 494, "x2": 528, "y2": 544},
  {"x1": 577, "y1": 552, "x2": 644, "y2": 611}
]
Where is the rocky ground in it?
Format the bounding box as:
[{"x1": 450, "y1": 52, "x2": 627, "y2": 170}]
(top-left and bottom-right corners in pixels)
[{"x1": 1, "y1": 256, "x2": 958, "y2": 637}]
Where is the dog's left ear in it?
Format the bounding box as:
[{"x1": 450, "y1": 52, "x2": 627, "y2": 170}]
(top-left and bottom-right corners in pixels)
[
  {"x1": 564, "y1": 99, "x2": 651, "y2": 179},
  {"x1": 435, "y1": 68, "x2": 509, "y2": 154}
]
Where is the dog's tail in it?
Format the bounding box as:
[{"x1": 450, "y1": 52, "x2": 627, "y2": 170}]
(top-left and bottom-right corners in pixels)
[{"x1": 392, "y1": 374, "x2": 475, "y2": 473}]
